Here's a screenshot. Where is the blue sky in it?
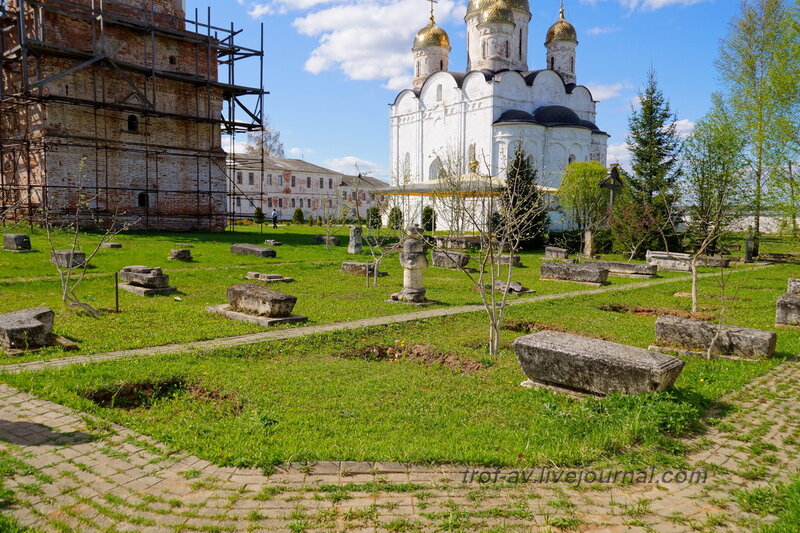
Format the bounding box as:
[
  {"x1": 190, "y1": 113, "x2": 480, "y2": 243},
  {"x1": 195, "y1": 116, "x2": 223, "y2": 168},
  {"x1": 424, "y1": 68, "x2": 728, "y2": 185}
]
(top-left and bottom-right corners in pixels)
[{"x1": 189, "y1": 0, "x2": 741, "y2": 178}]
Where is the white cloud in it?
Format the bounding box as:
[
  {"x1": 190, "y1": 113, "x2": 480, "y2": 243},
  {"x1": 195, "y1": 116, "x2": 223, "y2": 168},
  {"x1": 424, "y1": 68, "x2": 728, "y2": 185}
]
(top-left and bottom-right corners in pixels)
[
  {"x1": 289, "y1": 147, "x2": 315, "y2": 156},
  {"x1": 586, "y1": 26, "x2": 619, "y2": 36},
  {"x1": 606, "y1": 142, "x2": 631, "y2": 170},
  {"x1": 585, "y1": 81, "x2": 632, "y2": 101},
  {"x1": 580, "y1": 0, "x2": 709, "y2": 11},
  {"x1": 674, "y1": 118, "x2": 695, "y2": 138},
  {"x1": 324, "y1": 155, "x2": 388, "y2": 177}
]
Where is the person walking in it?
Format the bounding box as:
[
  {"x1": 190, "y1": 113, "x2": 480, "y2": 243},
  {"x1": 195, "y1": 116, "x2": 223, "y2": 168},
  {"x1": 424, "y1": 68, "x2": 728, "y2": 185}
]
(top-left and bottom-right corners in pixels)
[{"x1": 271, "y1": 209, "x2": 278, "y2": 229}]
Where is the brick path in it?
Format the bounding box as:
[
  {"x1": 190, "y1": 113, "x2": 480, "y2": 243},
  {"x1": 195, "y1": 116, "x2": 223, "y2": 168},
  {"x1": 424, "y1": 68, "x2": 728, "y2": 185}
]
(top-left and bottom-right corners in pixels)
[
  {"x1": 1, "y1": 267, "x2": 767, "y2": 375},
  {"x1": 1, "y1": 355, "x2": 797, "y2": 532}
]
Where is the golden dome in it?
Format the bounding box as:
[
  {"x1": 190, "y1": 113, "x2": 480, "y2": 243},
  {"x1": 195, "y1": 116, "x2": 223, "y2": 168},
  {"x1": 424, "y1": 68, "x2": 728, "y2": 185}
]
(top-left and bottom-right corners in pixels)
[
  {"x1": 467, "y1": 0, "x2": 528, "y2": 18},
  {"x1": 413, "y1": 17, "x2": 451, "y2": 50},
  {"x1": 546, "y1": 7, "x2": 577, "y2": 43},
  {"x1": 481, "y1": 0, "x2": 514, "y2": 25}
]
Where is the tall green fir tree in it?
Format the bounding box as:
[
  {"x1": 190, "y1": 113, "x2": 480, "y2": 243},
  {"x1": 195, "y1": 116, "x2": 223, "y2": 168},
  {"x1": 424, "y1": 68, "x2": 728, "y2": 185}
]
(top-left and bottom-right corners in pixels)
[{"x1": 501, "y1": 145, "x2": 548, "y2": 249}]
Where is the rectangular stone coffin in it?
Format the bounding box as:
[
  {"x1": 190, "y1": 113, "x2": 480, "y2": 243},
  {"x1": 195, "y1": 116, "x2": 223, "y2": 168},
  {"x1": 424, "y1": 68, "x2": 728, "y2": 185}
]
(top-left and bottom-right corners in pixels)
[
  {"x1": 52, "y1": 250, "x2": 86, "y2": 268},
  {"x1": 0, "y1": 307, "x2": 55, "y2": 350},
  {"x1": 3, "y1": 233, "x2": 31, "y2": 251},
  {"x1": 540, "y1": 262, "x2": 609, "y2": 285},
  {"x1": 585, "y1": 260, "x2": 657, "y2": 278},
  {"x1": 314, "y1": 235, "x2": 340, "y2": 246},
  {"x1": 227, "y1": 283, "x2": 296, "y2": 317},
  {"x1": 655, "y1": 315, "x2": 776, "y2": 358},
  {"x1": 120, "y1": 266, "x2": 169, "y2": 288},
  {"x1": 431, "y1": 250, "x2": 470, "y2": 269},
  {"x1": 788, "y1": 279, "x2": 800, "y2": 296},
  {"x1": 695, "y1": 256, "x2": 730, "y2": 268},
  {"x1": 545, "y1": 246, "x2": 569, "y2": 260},
  {"x1": 777, "y1": 294, "x2": 800, "y2": 326},
  {"x1": 646, "y1": 251, "x2": 691, "y2": 272},
  {"x1": 513, "y1": 331, "x2": 684, "y2": 395},
  {"x1": 494, "y1": 254, "x2": 522, "y2": 266},
  {"x1": 230, "y1": 243, "x2": 276, "y2": 258},
  {"x1": 341, "y1": 262, "x2": 386, "y2": 276}
]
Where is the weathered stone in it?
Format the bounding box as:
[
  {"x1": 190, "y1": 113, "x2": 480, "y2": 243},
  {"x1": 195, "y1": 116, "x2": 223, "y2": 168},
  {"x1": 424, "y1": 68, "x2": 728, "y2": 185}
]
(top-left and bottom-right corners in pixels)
[
  {"x1": 585, "y1": 260, "x2": 657, "y2": 278},
  {"x1": 51, "y1": 250, "x2": 86, "y2": 268},
  {"x1": 776, "y1": 294, "x2": 800, "y2": 326},
  {"x1": 434, "y1": 235, "x2": 482, "y2": 249},
  {"x1": 341, "y1": 262, "x2": 386, "y2": 277},
  {"x1": 100, "y1": 242, "x2": 122, "y2": 249},
  {"x1": 3, "y1": 234, "x2": 31, "y2": 251},
  {"x1": 646, "y1": 250, "x2": 691, "y2": 272},
  {"x1": 120, "y1": 266, "x2": 170, "y2": 288},
  {"x1": 545, "y1": 246, "x2": 569, "y2": 260},
  {"x1": 495, "y1": 254, "x2": 522, "y2": 266},
  {"x1": 695, "y1": 256, "x2": 730, "y2": 268},
  {"x1": 230, "y1": 243, "x2": 277, "y2": 258},
  {"x1": 348, "y1": 226, "x2": 363, "y2": 254},
  {"x1": 744, "y1": 236, "x2": 755, "y2": 263},
  {"x1": 245, "y1": 272, "x2": 293, "y2": 283},
  {"x1": 391, "y1": 227, "x2": 428, "y2": 303},
  {"x1": 788, "y1": 279, "x2": 800, "y2": 296},
  {"x1": 264, "y1": 240, "x2": 283, "y2": 247},
  {"x1": 654, "y1": 315, "x2": 776, "y2": 358},
  {"x1": 314, "y1": 235, "x2": 340, "y2": 246},
  {"x1": 227, "y1": 283, "x2": 297, "y2": 317},
  {"x1": 540, "y1": 262, "x2": 609, "y2": 285},
  {"x1": 513, "y1": 330, "x2": 684, "y2": 395},
  {"x1": 491, "y1": 281, "x2": 533, "y2": 294},
  {"x1": 0, "y1": 308, "x2": 55, "y2": 350},
  {"x1": 431, "y1": 250, "x2": 470, "y2": 269},
  {"x1": 760, "y1": 253, "x2": 800, "y2": 264},
  {"x1": 168, "y1": 249, "x2": 193, "y2": 261}
]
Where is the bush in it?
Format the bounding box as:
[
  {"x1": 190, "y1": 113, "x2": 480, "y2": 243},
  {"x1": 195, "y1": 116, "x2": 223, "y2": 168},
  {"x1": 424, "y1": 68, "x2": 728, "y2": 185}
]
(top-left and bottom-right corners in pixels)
[
  {"x1": 292, "y1": 208, "x2": 305, "y2": 225},
  {"x1": 388, "y1": 207, "x2": 403, "y2": 230},
  {"x1": 422, "y1": 206, "x2": 435, "y2": 232},
  {"x1": 366, "y1": 206, "x2": 382, "y2": 229},
  {"x1": 253, "y1": 207, "x2": 265, "y2": 224}
]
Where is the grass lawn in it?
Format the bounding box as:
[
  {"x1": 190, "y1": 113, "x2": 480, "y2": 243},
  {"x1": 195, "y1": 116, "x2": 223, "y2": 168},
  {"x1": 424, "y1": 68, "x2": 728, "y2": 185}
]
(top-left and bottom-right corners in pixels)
[
  {"x1": 2, "y1": 263, "x2": 797, "y2": 470},
  {"x1": 0, "y1": 224, "x2": 699, "y2": 364}
]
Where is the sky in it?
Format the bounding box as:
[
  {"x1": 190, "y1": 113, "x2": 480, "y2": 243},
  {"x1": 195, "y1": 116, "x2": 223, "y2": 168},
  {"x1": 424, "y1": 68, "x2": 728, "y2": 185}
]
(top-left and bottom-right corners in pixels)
[{"x1": 187, "y1": 0, "x2": 742, "y2": 179}]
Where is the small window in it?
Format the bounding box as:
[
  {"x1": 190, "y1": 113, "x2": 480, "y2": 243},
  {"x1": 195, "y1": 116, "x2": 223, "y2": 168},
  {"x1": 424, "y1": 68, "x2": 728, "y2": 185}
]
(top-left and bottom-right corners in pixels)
[
  {"x1": 291, "y1": 198, "x2": 296, "y2": 207},
  {"x1": 291, "y1": 176, "x2": 296, "y2": 187},
  {"x1": 505, "y1": 41, "x2": 509, "y2": 58},
  {"x1": 235, "y1": 197, "x2": 241, "y2": 207},
  {"x1": 236, "y1": 171, "x2": 242, "y2": 184},
  {"x1": 278, "y1": 176, "x2": 283, "y2": 186},
  {"x1": 519, "y1": 29, "x2": 523, "y2": 59},
  {"x1": 137, "y1": 192, "x2": 149, "y2": 208},
  {"x1": 278, "y1": 198, "x2": 283, "y2": 208},
  {"x1": 328, "y1": 178, "x2": 333, "y2": 189},
  {"x1": 328, "y1": 199, "x2": 332, "y2": 208},
  {"x1": 169, "y1": 55, "x2": 176, "y2": 65},
  {"x1": 415, "y1": 61, "x2": 419, "y2": 76},
  {"x1": 482, "y1": 40, "x2": 486, "y2": 59},
  {"x1": 127, "y1": 115, "x2": 139, "y2": 132},
  {"x1": 299, "y1": 199, "x2": 303, "y2": 208},
  {"x1": 436, "y1": 84, "x2": 442, "y2": 102},
  {"x1": 267, "y1": 198, "x2": 272, "y2": 207},
  {"x1": 549, "y1": 57, "x2": 555, "y2": 70},
  {"x1": 568, "y1": 154, "x2": 576, "y2": 164},
  {"x1": 267, "y1": 174, "x2": 272, "y2": 186},
  {"x1": 319, "y1": 178, "x2": 323, "y2": 188},
  {"x1": 248, "y1": 172, "x2": 254, "y2": 185},
  {"x1": 439, "y1": 59, "x2": 443, "y2": 71},
  {"x1": 570, "y1": 56, "x2": 575, "y2": 72}
]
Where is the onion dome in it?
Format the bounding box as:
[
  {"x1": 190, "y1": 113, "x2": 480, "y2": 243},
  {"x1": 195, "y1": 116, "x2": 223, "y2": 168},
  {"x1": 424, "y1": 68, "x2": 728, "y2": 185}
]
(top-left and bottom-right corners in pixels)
[
  {"x1": 467, "y1": 0, "x2": 529, "y2": 18},
  {"x1": 481, "y1": 0, "x2": 515, "y2": 25},
  {"x1": 413, "y1": 16, "x2": 451, "y2": 50},
  {"x1": 546, "y1": 6, "x2": 577, "y2": 43}
]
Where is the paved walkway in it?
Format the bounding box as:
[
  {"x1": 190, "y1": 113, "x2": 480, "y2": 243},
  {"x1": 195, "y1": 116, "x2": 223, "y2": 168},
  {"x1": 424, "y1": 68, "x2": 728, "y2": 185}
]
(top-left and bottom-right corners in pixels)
[
  {"x1": 0, "y1": 355, "x2": 797, "y2": 532},
  {"x1": 0, "y1": 267, "x2": 768, "y2": 375}
]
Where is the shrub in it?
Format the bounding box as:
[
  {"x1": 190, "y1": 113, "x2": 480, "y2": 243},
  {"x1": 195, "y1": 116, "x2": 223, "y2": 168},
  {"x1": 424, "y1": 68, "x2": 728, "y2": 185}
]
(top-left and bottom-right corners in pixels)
[
  {"x1": 366, "y1": 206, "x2": 382, "y2": 229},
  {"x1": 422, "y1": 206, "x2": 435, "y2": 232},
  {"x1": 292, "y1": 208, "x2": 305, "y2": 225},
  {"x1": 388, "y1": 207, "x2": 403, "y2": 230},
  {"x1": 253, "y1": 207, "x2": 265, "y2": 224}
]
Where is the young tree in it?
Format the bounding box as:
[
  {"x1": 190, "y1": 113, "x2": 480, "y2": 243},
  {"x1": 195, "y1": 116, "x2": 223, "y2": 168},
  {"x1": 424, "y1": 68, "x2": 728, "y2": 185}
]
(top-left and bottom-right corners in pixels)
[
  {"x1": 253, "y1": 207, "x2": 265, "y2": 224},
  {"x1": 683, "y1": 95, "x2": 746, "y2": 313},
  {"x1": 717, "y1": 0, "x2": 796, "y2": 255},
  {"x1": 244, "y1": 116, "x2": 285, "y2": 157},
  {"x1": 626, "y1": 69, "x2": 683, "y2": 252},
  {"x1": 422, "y1": 205, "x2": 436, "y2": 232},
  {"x1": 292, "y1": 207, "x2": 305, "y2": 225},
  {"x1": 557, "y1": 161, "x2": 608, "y2": 256},
  {"x1": 366, "y1": 206, "x2": 382, "y2": 229},
  {"x1": 387, "y1": 206, "x2": 403, "y2": 230}
]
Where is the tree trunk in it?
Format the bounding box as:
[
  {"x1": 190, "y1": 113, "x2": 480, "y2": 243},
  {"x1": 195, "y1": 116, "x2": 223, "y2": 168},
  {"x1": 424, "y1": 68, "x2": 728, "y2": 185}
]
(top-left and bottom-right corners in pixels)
[{"x1": 690, "y1": 258, "x2": 699, "y2": 314}]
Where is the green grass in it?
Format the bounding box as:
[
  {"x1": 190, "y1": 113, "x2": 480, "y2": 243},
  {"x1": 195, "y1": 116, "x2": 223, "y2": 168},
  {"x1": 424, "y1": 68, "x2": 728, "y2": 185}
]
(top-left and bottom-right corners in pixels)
[
  {"x1": 2, "y1": 263, "x2": 796, "y2": 469},
  {"x1": 0, "y1": 224, "x2": 696, "y2": 364}
]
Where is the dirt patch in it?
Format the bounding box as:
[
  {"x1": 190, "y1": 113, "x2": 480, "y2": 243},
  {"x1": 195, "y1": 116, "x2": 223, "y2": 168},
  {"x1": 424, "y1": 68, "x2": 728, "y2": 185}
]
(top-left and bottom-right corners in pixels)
[
  {"x1": 598, "y1": 303, "x2": 714, "y2": 320},
  {"x1": 85, "y1": 379, "x2": 241, "y2": 412},
  {"x1": 501, "y1": 319, "x2": 610, "y2": 340},
  {"x1": 673, "y1": 292, "x2": 750, "y2": 301},
  {"x1": 335, "y1": 344, "x2": 483, "y2": 373}
]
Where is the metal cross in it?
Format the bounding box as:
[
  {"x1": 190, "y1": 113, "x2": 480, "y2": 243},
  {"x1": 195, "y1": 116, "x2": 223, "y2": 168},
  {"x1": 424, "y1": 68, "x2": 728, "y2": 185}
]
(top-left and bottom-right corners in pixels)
[{"x1": 428, "y1": 0, "x2": 438, "y2": 20}]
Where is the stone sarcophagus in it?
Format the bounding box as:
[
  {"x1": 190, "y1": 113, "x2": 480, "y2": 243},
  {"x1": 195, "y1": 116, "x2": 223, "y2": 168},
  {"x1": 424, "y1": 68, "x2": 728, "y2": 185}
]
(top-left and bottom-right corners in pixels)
[
  {"x1": 513, "y1": 331, "x2": 684, "y2": 395},
  {"x1": 227, "y1": 284, "x2": 297, "y2": 317},
  {"x1": 3, "y1": 233, "x2": 31, "y2": 251},
  {"x1": 51, "y1": 250, "x2": 86, "y2": 268},
  {"x1": 777, "y1": 293, "x2": 800, "y2": 327},
  {"x1": 119, "y1": 266, "x2": 177, "y2": 296},
  {"x1": 0, "y1": 308, "x2": 55, "y2": 350},
  {"x1": 231, "y1": 243, "x2": 277, "y2": 258},
  {"x1": 544, "y1": 246, "x2": 569, "y2": 260},
  {"x1": 540, "y1": 262, "x2": 609, "y2": 285},
  {"x1": 654, "y1": 315, "x2": 776, "y2": 358},
  {"x1": 646, "y1": 251, "x2": 691, "y2": 272},
  {"x1": 341, "y1": 262, "x2": 386, "y2": 277},
  {"x1": 431, "y1": 250, "x2": 469, "y2": 269},
  {"x1": 585, "y1": 260, "x2": 657, "y2": 278}
]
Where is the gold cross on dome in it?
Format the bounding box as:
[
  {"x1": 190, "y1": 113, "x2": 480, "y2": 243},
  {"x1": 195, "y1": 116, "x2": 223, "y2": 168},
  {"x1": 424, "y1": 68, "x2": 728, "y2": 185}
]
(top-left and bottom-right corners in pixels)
[{"x1": 428, "y1": 0, "x2": 438, "y2": 20}]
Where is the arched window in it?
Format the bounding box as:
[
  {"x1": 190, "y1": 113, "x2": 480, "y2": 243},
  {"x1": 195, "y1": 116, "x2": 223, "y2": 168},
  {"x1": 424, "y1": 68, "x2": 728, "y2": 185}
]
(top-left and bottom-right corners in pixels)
[
  {"x1": 127, "y1": 115, "x2": 139, "y2": 132},
  {"x1": 482, "y1": 40, "x2": 487, "y2": 59},
  {"x1": 467, "y1": 144, "x2": 476, "y2": 169},
  {"x1": 570, "y1": 56, "x2": 575, "y2": 72},
  {"x1": 568, "y1": 154, "x2": 576, "y2": 165},
  {"x1": 505, "y1": 41, "x2": 509, "y2": 58},
  {"x1": 429, "y1": 158, "x2": 444, "y2": 181},
  {"x1": 549, "y1": 57, "x2": 554, "y2": 70},
  {"x1": 436, "y1": 84, "x2": 442, "y2": 102},
  {"x1": 137, "y1": 192, "x2": 149, "y2": 208},
  {"x1": 519, "y1": 30, "x2": 523, "y2": 59},
  {"x1": 439, "y1": 59, "x2": 444, "y2": 71},
  {"x1": 403, "y1": 153, "x2": 411, "y2": 174}
]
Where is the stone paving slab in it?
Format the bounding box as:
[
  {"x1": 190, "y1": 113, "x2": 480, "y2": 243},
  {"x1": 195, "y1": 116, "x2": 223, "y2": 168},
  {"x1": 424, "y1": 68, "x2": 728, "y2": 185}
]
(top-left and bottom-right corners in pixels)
[{"x1": 0, "y1": 355, "x2": 797, "y2": 531}]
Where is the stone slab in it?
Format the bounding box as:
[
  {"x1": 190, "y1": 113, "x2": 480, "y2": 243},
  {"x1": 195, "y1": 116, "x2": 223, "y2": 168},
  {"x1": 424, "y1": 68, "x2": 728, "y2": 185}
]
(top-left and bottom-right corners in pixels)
[
  {"x1": 100, "y1": 242, "x2": 122, "y2": 249},
  {"x1": 264, "y1": 240, "x2": 283, "y2": 247},
  {"x1": 314, "y1": 235, "x2": 340, "y2": 246},
  {"x1": 230, "y1": 243, "x2": 276, "y2": 258},
  {"x1": 341, "y1": 262, "x2": 387, "y2": 277},
  {"x1": 646, "y1": 251, "x2": 691, "y2": 272},
  {"x1": 513, "y1": 330, "x2": 684, "y2": 395},
  {"x1": 655, "y1": 315, "x2": 776, "y2": 358},
  {"x1": 51, "y1": 250, "x2": 86, "y2": 268},
  {"x1": 490, "y1": 281, "x2": 534, "y2": 294},
  {"x1": 227, "y1": 284, "x2": 297, "y2": 317},
  {"x1": 695, "y1": 256, "x2": 731, "y2": 268},
  {"x1": 585, "y1": 260, "x2": 657, "y2": 278},
  {"x1": 118, "y1": 284, "x2": 177, "y2": 297},
  {"x1": 168, "y1": 249, "x2": 193, "y2": 261},
  {"x1": 788, "y1": 279, "x2": 800, "y2": 296},
  {"x1": 494, "y1": 254, "x2": 522, "y2": 266},
  {"x1": 431, "y1": 250, "x2": 470, "y2": 269},
  {"x1": 540, "y1": 262, "x2": 609, "y2": 285},
  {"x1": 206, "y1": 305, "x2": 307, "y2": 327},
  {"x1": 776, "y1": 293, "x2": 800, "y2": 326},
  {"x1": 545, "y1": 246, "x2": 569, "y2": 260},
  {"x1": 245, "y1": 273, "x2": 294, "y2": 283},
  {"x1": 0, "y1": 308, "x2": 55, "y2": 350},
  {"x1": 119, "y1": 266, "x2": 170, "y2": 289},
  {"x1": 3, "y1": 234, "x2": 31, "y2": 251}
]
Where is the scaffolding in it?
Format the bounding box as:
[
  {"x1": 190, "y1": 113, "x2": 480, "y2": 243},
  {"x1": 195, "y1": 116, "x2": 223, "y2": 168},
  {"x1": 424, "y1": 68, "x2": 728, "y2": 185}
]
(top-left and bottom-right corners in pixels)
[{"x1": 0, "y1": 0, "x2": 265, "y2": 231}]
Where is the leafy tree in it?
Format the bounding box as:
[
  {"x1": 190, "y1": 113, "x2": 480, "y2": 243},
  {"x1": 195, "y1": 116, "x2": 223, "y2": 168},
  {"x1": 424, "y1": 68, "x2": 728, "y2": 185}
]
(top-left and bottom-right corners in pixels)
[
  {"x1": 366, "y1": 206, "x2": 382, "y2": 229},
  {"x1": 557, "y1": 161, "x2": 608, "y2": 255},
  {"x1": 244, "y1": 116, "x2": 285, "y2": 158},
  {"x1": 292, "y1": 208, "x2": 305, "y2": 225},
  {"x1": 422, "y1": 205, "x2": 436, "y2": 232},
  {"x1": 252, "y1": 207, "x2": 265, "y2": 224},
  {"x1": 626, "y1": 69, "x2": 682, "y2": 252},
  {"x1": 387, "y1": 206, "x2": 403, "y2": 230},
  {"x1": 717, "y1": 0, "x2": 796, "y2": 254},
  {"x1": 683, "y1": 94, "x2": 746, "y2": 312}
]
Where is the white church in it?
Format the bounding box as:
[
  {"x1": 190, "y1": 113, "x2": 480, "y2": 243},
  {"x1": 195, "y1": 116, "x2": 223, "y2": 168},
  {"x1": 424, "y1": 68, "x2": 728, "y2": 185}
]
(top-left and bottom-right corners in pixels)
[{"x1": 389, "y1": 0, "x2": 608, "y2": 198}]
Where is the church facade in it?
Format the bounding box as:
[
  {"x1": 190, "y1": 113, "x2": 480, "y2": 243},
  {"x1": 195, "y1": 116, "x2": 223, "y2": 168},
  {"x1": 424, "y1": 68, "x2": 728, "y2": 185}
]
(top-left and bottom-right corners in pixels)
[{"x1": 389, "y1": 1, "x2": 608, "y2": 195}]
